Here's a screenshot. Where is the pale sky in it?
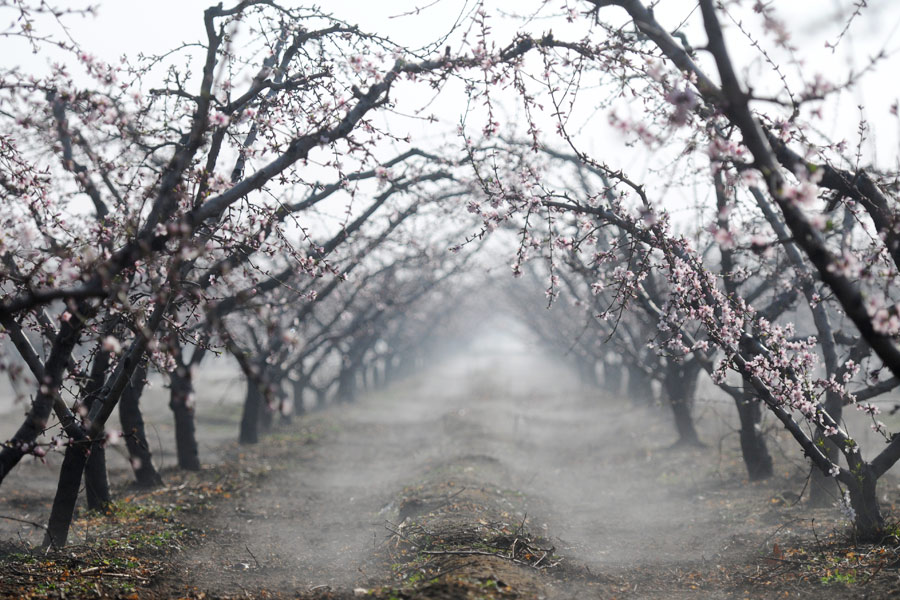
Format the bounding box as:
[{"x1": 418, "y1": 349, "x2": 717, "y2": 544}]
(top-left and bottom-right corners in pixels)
[
  {"x1": 8, "y1": 1, "x2": 900, "y2": 155},
  {"x1": 5, "y1": 0, "x2": 900, "y2": 223}
]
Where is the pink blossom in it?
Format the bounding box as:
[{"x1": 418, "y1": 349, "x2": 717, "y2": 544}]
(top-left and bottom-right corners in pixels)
[{"x1": 210, "y1": 111, "x2": 230, "y2": 127}]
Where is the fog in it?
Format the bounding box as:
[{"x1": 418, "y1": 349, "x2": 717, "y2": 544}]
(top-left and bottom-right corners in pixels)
[
  {"x1": 3, "y1": 304, "x2": 900, "y2": 598},
  {"x1": 5, "y1": 1, "x2": 900, "y2": 597}
]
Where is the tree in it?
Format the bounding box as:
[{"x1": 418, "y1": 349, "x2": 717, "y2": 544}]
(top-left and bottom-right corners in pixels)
[
  {"x1": 0, "y1": 0, "x2": 566, "y2": 545},
  {"x1": 3, "y1": 0, "x2": 900, "y2": 548},
  {"x1": 463, "y1": 0, "x2": 900, "y2": 538}
]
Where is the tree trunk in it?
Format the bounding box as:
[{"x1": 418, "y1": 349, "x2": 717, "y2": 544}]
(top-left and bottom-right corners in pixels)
[
  {"x1": 374, "y1": 359, "x2": 386, "y2": 390},
  {"x1": 626, "y1": 362, "x2": 654, "y2": 405},
  {"x1": 43, "y1": 437, "x2": 95, "y2": 548},
  {"x1": 169, "y1": 368, "x2": 201, "y2": 470},
  {"x1": 336, "y1": 365, "x2": 357, "y2": 404},
  {"x1": 734, "y1": 386, "x2": 773, "y2": 480},
  {"x1": 240, "y1": 381, "x2": 261, "y2": 444},
  {"x1": 361, "y1": 363, "x2": 372, "y2": 390},
  {"x1": 808, "y1": 441, "x2": 840, "y2": 506},
  {"x1": 0, "y1": 309, "x2": 87, "y2": 489},
  {"x1": 808, "y1": 390, "x2": 843, "y2": 506},
  {"x1": 82, "y1": 347, "x2": 111, "y2": 511},
  {"x1": 663, "y1": 360, "x2": 703, "y2": 447},
  {"x1": 577, "y1": 357, "x2": 599, "y2": 387},
  {"x1": 670, "y1": 397, "x2": 702, "y2": 446},
  {"x1": 274, "y1": 380, "x2": 291, "y2": 424},
  {"x1": 83, "y1": 445, "x2": 110, "y2": 512},
  {"x1": 395, "y1": 353, "x2": 413, "y2": 380},
  {"x1": 602, "y1": 359, "x2": 623, "y2": 395},
  {"x1": 846, "y1": 466, "x2": 885, "y2": 541},
  {"x1": 43, "y1": 307, "x2": 163, "y2": 547},
  {"x1": 291, "y1": 377, "x2": 306, "y2": 416},
  {"x1": 119, "y1": 360, "x2": 163, "y2": 488},
  {"x1": 315, "y1": 386, "x2": 328, "y2": 410},
  {"x1": 384, "y1": 356, "x2": 398, "y2": 387},
  {"x1": 258, "y1": 382, "x2": 274, "y2": 433}
]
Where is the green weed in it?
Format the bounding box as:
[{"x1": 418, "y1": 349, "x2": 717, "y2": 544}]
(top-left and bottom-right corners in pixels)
[{"x1": 820, "y1": 570, "x2": 856, "y2": 585}]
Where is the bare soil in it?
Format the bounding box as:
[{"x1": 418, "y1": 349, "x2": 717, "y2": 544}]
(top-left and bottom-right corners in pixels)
[{"x1": 2, "y1": 334, "x2": 900, "y2": 598}]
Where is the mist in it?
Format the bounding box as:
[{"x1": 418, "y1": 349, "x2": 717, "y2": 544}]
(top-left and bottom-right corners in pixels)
[
  {"x1": 1, "y1": 311, "x2": 873, "y2": 597},
  {"x1": 4, "y1": 0, "x2": 900, "y2": 598}
]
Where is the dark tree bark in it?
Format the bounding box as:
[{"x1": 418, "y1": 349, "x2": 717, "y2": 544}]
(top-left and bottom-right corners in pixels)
[
  {"x1": 44, "y1": 301, "x2": 169, "y2": 547},
  {"x1": 258, "y1": 380, "x2": 274, "y2": 433},
  {"x1": 169, "y1": 366, "x2": 201, "y2": 470},
  {"x1": 83, "y1": 444, "x2": 110, "y2": 512},
  {"x1": 119, "y1": 360, "x2": 163, "y2": 488},
  {"x1": 808, "y1": 390, "x2": 843, "y2": 506},
  {"x1": 336, "y1": 348, "x2": 360, "y2": 404},
  {"x1": 336, "y1": 367, "x2": 356, "y2": 403},
  {"x1": 0, "y1": 305, "x2": 92, "y2": 487},
  {"x1": 240, "y1": 380, "x2": 262, "y2": 444},
  {"x1": 82, "y1": 345, "x2": 111, "y2": 512},
  {"x1": 45, "y1": 340, "x2": 157, "y2": 546},
  {"x1": 844, "y1": 464, "x2": 885, "y2": 541},
  {"x1": 663, "y1": 359, "x2": 703, "y2": 447},
  {"x1": 735, "y1": 385, "x2": 773, "y2": 480},
  {"x1": 273, "y1": 379, "x2": 291, "y2": 424},
  {"x1": 169, "y1": 341, "x2": 208, "y2": 471},
  {"x1": 228, "y1": 336, "x2": 265, "y2": 444},
  {"x1": 44, "y1": 437, "x2": 96, "y2": 547}
]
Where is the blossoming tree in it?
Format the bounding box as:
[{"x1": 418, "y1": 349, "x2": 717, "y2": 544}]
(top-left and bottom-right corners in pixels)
[
  {"x1": 3, "y1": 0, "x2": 900, "y2": 547},
  {"x1": 459, "y1": 0, "x2": 900, "y2": 539}
]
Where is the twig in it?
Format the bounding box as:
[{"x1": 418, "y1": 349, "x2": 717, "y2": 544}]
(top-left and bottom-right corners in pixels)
[
  {"x1": 440, "y1": 486, "x2": 467, "y2": 504},
  {"x1": 245, "y1": 544, "x2": 261, "y2": 568},
  {"x1": 81, "y1": 571, "x2": 149, "y2": 582},
  {"x1": 421, "y1": 547, "x2": 558, "y2": 569},
  {"x1": 514, "y1": 512, "x2": 527, "y2": 536},
  {"x1": 862, "y1": 559, "x2": 887, "y2": 585},
  {"x1": 761, "y1": 518, "x2": 806, "y2": 551},
  {"x1": 152, "y1": 482, "x2": 189, "y2": 494},
  {"x1": 0, "y1": 514, "x2": 49, "y2": 531},
  {"x1": 383, "y1": 521, "x2": 421, "y2": 549},
  {"x1": 761, "y1": 556, "x2": 806, "y2": 566},
  {"x1": 422, "y1": 549, "x2": 503, "y2": 557}
]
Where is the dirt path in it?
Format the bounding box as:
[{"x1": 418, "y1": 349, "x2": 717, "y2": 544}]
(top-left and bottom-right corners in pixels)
[
  {"x1": 154, "y1": 329, "x2": 889, "y2": 599},
  {"x1": 3, "y1": 328, "x2": 895, "y2": 598}
]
